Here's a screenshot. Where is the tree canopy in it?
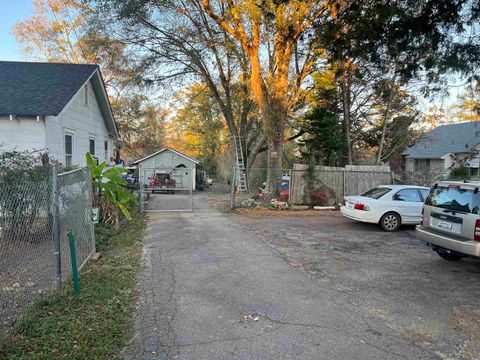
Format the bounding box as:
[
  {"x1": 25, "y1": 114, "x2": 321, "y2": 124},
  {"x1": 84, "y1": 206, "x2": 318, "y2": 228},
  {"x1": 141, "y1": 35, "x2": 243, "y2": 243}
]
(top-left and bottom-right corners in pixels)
[{"x1": 13, "y1": 0, "x2": 480, "y2": 180}]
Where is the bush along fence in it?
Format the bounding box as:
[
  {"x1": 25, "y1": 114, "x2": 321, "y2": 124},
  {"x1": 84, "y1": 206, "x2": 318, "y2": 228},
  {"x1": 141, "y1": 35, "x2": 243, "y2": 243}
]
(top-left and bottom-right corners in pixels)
[
  {"x1": 230, "y1": 165, "x2": 394, "y2": 209},
  {"x1": 0, "y1": 165, "x2": 95, "y2": 334}
]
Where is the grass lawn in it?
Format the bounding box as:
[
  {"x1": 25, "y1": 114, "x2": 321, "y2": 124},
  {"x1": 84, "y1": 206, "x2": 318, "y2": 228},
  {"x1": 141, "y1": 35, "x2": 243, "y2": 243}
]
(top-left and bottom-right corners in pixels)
[{"x1": 0, "y1": 214, "x2": 146, "y2": 360}]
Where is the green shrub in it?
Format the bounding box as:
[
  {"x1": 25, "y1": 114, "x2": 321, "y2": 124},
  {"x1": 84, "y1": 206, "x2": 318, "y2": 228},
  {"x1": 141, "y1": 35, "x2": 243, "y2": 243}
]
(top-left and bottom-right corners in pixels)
[
  {"x1": 86, "y1": 153, "x2": 137, "y2": 230},
  {"x1": 450, "y1": 165, "x2": 470, "y2": 180}
]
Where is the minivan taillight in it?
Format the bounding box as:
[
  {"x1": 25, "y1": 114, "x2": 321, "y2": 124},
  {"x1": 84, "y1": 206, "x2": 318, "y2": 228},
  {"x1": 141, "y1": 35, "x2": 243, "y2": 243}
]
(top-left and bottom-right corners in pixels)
[
  {"x1": 475, "y1": 220, "x2": 480, "y2": 242},
  {"x1": 420, "y1": 208, "x2": 424, "y2": 226}
]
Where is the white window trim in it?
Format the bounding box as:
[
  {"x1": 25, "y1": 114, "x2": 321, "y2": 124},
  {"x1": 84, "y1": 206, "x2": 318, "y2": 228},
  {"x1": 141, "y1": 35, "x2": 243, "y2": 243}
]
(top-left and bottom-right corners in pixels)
[
  {"x1": 104, "y1": 138, "x2": 110, "y2": 162},
  {"x1": 89, "y1": 135, "x2": 96, "y2": 156},
  {"x1": 64, "y1": 129, "x2": 75, "y2": 167}
]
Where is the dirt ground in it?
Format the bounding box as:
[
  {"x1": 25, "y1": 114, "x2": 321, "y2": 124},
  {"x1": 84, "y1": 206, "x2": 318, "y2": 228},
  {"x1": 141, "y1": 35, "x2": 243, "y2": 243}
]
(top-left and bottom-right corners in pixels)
[{"x1": 232, "y1": 209, "x2": 480, "y2": 359}]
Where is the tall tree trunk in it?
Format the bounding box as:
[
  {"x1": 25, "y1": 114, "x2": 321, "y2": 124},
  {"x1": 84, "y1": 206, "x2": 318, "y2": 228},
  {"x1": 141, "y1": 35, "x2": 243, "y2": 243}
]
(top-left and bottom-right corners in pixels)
[
  {"x1": 376, "y1": 100, "x2": 392, "y2": 165},
  {"x1": 265, "y1": 100, "x2": 286, "y2": 194},
  {"x1": 342, "y1": 99, "x2": 353, "y2": 165},
  {"x1": 199, "y1": 1, "x2": 297, "y2": 195},
  {"x1": 339, "y1": 66, "x2": 353, "y2": 165},
  {"x1": 264, "y1": 43, "x2": 291, "y2": 195},
  {"x1": 248, "y1": 48, "x2": 287, "y2": 195},
  {"x1": 376, "y1": 72, "x2": 398, "y2": 165}
]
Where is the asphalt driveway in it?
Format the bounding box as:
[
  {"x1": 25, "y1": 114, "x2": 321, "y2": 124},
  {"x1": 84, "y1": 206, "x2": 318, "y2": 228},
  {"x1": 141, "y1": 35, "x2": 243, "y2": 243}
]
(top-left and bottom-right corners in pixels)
[
  {"x1": 120, "y1": 192, "x2": 479, "y2": 359},
  {"x1": 233, "y1": 209, "x2": 480, "y2": 360}
]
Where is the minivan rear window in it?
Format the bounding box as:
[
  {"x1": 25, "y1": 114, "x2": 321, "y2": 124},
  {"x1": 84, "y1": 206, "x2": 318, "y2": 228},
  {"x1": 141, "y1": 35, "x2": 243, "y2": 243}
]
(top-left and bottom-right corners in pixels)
[
  {"x1": 361, "y1": 187, "x2": 391, "y2": 199},
  {"x1": 425, "y1": 186, "x2": 480, "y2": 214}
]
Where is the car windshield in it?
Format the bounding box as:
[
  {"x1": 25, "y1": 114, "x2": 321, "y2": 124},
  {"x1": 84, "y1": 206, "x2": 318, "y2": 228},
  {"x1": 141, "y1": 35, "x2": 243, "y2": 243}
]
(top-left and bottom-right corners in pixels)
[
  {"x1": 361, "y1": 187, "x2": 391, "y2": 199},
  {"x1": 425, "y1": 186, "x2": 480, "y2": 214},
  {"x1": 155, "y1": 173, "x2": 170, "y2": 181}
]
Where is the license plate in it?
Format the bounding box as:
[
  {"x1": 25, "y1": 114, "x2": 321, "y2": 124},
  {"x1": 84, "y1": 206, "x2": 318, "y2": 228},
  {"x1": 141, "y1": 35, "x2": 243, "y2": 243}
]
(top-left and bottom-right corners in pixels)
[{"x1": 438, "y1": 220, "x2": 453, "y2": 230}]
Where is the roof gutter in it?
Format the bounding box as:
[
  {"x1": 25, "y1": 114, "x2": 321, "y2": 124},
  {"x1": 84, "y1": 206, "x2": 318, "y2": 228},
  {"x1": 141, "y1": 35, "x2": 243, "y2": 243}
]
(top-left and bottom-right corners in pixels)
[
  {"x1": 93, "y1": 68, "x2": 119, "y2": 138},
  {"x1": 3, "y1": 114, "x2": 43, "y2": 121}
]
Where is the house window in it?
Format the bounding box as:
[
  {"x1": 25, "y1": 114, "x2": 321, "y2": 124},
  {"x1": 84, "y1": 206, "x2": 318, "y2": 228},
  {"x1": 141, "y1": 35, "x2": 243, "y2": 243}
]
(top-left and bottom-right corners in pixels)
[
  {"x1": 415, "y1": 159, "x2": 430, "y2": 172},
  {"x1": 104, "y1": 140, "x2": 109, "y2": 161},
  {"x1": 65, "y1": 132, "x2": 73, "y2": 167},
  {"x1": 84, "y1": 84, "x2": 89, "y2": 106},
  {"x1": 89, "y1": 137, "x2": 95, "y2": 155}
]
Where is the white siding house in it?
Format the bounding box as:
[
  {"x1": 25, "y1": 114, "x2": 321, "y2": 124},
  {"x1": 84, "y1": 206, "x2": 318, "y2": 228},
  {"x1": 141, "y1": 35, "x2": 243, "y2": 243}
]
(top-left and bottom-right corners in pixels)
[
  {"x1": 0, "y1": 116, "x2": 45, "y2": 152},
  {"x1": 0, "y1": 61, "x2": 119, "y2": 167},
  {"x1": 402, "y1": 122, "x2": 480, "y2": 177}
]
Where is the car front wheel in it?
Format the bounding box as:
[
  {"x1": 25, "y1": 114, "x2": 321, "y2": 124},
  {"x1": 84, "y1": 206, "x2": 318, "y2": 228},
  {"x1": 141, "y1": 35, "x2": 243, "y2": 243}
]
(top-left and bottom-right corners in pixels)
[{"x1": 380, "y1": 212, "x2": 401, "y2": 232}]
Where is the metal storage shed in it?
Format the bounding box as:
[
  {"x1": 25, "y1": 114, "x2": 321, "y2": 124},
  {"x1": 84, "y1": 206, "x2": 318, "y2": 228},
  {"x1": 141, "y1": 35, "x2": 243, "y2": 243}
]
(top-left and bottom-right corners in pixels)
[{"x1": 132, "y1": 148, "x2": 200, "y2": 190}]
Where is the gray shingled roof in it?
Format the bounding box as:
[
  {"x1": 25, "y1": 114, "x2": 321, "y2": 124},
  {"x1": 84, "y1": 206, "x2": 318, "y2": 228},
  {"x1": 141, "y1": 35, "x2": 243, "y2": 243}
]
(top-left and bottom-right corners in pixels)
[
  {"x1": 132, "y1": 148, "x2": 200, "y2": 165},
  {"x1": 403, "y1": 122, "x2": 480, "y2": 159},
  {"x1": 0, "y1": 61, "x2": 98, "y2": 116}
]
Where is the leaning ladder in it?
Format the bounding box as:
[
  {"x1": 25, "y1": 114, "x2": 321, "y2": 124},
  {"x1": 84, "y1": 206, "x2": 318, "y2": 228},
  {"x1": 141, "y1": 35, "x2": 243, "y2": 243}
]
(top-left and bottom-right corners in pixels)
[{"x1": 234, "y1": 135, "x2": 248, "y2": 192}]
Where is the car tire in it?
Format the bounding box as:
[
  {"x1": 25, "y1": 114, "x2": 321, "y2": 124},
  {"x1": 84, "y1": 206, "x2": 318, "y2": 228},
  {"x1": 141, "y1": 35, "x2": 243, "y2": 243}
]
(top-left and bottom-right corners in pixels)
[
  {"x1": 380, "y1": 212, "x2": 401, "y2": 232},
  {"x1": 436, "y1": 250, "x2": 464, "y2": 261}
]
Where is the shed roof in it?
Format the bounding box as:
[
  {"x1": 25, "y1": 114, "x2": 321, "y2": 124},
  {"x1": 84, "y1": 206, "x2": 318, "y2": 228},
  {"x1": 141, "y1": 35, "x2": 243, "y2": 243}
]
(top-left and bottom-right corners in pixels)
[
  {"x1": 132, "y1": 148, "x2": 200, "y2": 165},
  {"x1": 0, "y1": 61, "x2": 118, "y2": 137},
  {"x1": 402, "y1": 122, "x2": 480, "y2": 159}
]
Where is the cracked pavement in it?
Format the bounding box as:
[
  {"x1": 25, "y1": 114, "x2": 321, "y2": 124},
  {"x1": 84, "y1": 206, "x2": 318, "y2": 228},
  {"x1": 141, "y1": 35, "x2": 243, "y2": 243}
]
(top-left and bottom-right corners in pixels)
[{"x1": 122, "y1": 193, "x2": 437, "y2": 359}]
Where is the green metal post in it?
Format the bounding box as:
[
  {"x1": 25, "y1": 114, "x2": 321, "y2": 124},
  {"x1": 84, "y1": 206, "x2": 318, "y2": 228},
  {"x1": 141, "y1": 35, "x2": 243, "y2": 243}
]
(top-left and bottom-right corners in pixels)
[{"x1": 68, "y1": 231, "x2": 80, "y2": 296}]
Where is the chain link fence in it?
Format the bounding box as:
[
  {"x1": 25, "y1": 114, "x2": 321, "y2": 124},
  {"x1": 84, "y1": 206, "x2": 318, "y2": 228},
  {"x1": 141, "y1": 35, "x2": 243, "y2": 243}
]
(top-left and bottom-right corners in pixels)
[
  {"x1": 58, "y1": 168, "x2": 95, "y2": 284},
  {"x1": 231, "y1": 166, "x2": 394, "y2": 209},
  {"x1": 0, "y1": 167, "x2": 95, "y2": 334}
]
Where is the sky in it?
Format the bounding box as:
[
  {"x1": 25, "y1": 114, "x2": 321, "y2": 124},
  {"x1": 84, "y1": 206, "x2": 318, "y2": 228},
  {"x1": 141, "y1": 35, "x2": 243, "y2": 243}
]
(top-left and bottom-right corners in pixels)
[{"x1": 0, "y1": 0, "x2": 33, "y2": 61}]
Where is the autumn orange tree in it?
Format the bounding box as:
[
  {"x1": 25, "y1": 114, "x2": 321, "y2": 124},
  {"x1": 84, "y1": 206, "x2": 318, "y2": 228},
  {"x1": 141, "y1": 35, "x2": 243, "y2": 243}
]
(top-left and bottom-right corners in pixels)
[
  {"x1": 13, "y1": 0, "x2": 90, "y2": 63},
  {"x1": 88, "y1": 0, "x2": 271, "y2": 170},
  {"x1": 196, "y1": 0, "x2": 327, "y2": 192},
  {"x1": 13, "y1": 0, "x2": 144, "y2": 90},
  {"x1": 89, "y1": 0, "x2": 324, "y2": 192}
]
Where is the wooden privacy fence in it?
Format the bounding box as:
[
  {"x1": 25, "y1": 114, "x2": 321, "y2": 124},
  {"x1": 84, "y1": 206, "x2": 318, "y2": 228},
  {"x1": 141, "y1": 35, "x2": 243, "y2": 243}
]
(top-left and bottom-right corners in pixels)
[{"x1": 289, "y1": 164, "x2": 394, "y2": 205}]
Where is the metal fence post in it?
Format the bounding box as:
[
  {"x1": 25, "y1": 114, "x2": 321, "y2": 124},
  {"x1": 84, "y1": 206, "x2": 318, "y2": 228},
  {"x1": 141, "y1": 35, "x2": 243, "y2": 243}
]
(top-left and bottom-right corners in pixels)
[
  {"x1": 190, "y1": 169, "x2": 194, "y2": 212},
  {"x1": 230, "y1": 167, "x2": 236, "y2": 210},
  {"x1": 51, "y1": 165, "x2": 61, "y2": 289},
  {"x1": 85, "y1": 167, "x2": 96, "y2": 254},
  {"x1": 288, "y1": 169, "x2": 293, "y2": 203},
  {"x1": 391, "y1": 171, "x2": 395, "y2": 184},
  {"x1": 139, "y1": 189, "x2": 144, "y2": 212},
  {"x1": 140, "y1": 168, "x2": 147, "y2": 213}
]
